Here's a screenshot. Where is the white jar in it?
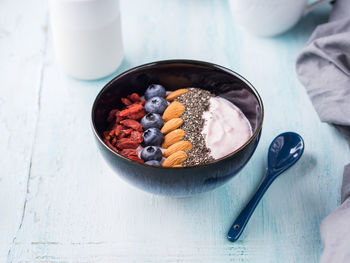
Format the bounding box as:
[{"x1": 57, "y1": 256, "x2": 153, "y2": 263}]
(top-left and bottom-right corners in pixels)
[
  {"x1": 228, "y1": 0, "x2": 333, "y2": 37},
  {"x1": 49, "y1": 0, "x2": 123, "y2": 80}
]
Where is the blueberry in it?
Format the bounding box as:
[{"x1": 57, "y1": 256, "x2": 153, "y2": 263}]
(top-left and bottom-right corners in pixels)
[
  {"x1": 141, "y1": 146, "x2": 163, "y2": 162},
  {"x1": 144, "y1": 96, "x2": 168, "y2": 114},
  {"x1": 141, "y1": 113, "x2": 164, "y2": 130},
  {"x1": 145, "y1": 84, "x2": 166, "y2": 100},
  {"x1": 142, "y1": 128, "x2": 164, "y2": 147},
  {"x1": 145, "y1": 160, "x2": 162, "y2": 166}
]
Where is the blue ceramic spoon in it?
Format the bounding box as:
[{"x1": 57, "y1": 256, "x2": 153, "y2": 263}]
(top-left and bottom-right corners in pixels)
[{"x1": 227, "y1": 132, "x2": 304, "y2": 242}]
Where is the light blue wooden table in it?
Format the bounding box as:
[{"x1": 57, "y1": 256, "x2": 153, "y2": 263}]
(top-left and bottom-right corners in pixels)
[{"x1": 1, "y1": 0, "x2": 349, "y2": 262}]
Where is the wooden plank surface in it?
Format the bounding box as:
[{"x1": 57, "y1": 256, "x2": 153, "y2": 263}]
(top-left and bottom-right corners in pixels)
[
  {"x1": 0, "y1": 0, "x2": 49, "y2": 262},
  {"x1": 1, "y1": 0, "x2": 349, "y2": 262}
]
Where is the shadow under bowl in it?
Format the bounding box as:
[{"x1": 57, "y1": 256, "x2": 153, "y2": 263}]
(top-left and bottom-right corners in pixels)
[{"x1": 91, "y1": 60, "x2": 264, "y2": 196}]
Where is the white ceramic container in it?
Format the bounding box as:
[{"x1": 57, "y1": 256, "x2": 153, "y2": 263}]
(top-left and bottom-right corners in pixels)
[
  {"x1": 228, "y1": 0, "x2": 333, "y2": 37},
  {"x1": 49, "y1": 0, "x2": 124, "y2": 80}
]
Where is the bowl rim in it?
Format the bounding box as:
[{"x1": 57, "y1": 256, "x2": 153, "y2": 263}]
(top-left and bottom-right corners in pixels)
[{"x1": 91, "y1": 59, "x2": 264, "y2": 169}]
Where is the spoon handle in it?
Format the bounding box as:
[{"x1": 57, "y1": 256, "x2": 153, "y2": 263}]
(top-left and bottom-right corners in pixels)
[{"x1": 227, "y1": 173, "x2": 275, "y2": 242}]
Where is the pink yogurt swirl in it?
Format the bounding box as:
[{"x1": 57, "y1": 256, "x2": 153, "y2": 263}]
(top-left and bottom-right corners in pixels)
[{"x1": 202, "y1": 97, "x2": 253, "y2": 159}]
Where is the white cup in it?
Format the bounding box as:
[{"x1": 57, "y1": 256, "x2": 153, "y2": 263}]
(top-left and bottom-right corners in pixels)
[
  {"x1": 228, "y1": 0, "x2": 333, "y2": 37},
  {"x1": 49, "y1": 0, "x2": 124, "y2": 80}
]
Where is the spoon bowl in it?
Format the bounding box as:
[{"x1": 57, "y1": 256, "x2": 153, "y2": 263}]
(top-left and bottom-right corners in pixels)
[{"x1": 267, "y1": 132, "x2": 304, "y2": 177}]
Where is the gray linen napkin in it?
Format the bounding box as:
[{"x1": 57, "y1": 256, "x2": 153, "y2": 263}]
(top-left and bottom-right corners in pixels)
[{"x1": 296, "y1": 0, "x2": 350, "y2": 262}]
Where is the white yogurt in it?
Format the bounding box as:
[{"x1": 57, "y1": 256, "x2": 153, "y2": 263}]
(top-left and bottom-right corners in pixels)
[{"x1": 202, "y1": 97, "x2": 252, "y2": 159}]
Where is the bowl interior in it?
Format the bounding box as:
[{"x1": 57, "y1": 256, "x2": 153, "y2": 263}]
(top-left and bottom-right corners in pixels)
[{"x1": 92, "y1": 60, "x2": 263, "y2": 154}]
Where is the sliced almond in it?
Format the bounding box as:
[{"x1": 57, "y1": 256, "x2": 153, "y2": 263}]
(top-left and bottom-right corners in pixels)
[
  {"x1": 166, "y1": 89, "x2": 189, "y2": 101},
  {"x1": 162, "y1": 151, "x2": 187, "y2": 167},
  {"x1": 162, "y1": 101, "x2": 185, "y2": 121},
  {"x1": 162, "y1": 129, "x2": 185, "y2": 148},
  {"x1": 161, "y1": 118, "x2": 183, "y2": 134},
  {"x1": 163, "y1": 141, "x2": 192, "y2": 157}
]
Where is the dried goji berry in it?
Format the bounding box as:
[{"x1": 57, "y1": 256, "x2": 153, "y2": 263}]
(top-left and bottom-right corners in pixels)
[
  {"x1": 126, "y1": 103, "x2": 136, "y2": 109},
  {"x1": 126, "y1": 110, "x2": 146, "y2": 120},
  {"x1": 104, "y1": 92, "x2": 147, "y2": 155},
  {"x1": 113, "y1": 125, "x2": 123, "y2": 137},
  {"x1": 116, "y1": 138, "x2": 139, "y2": 149},
  {"x1": 116, "y1": 137, "x2": 129, "y2": 145},
  {"x1": 104, "y1": 139, "x2": 119, "y2": 153},
  {"x1": 130, "y1": 130, "x2": 143, "y2": 143},
  {"x1": 120, "y1": 119, "x2": 143, "y2": 132},
  {"x1": 121, "y1": 98, "x2": 132, "y2": 106},
  {"x1": 119, "y1": 149, "x2": 138, "y2": 157},
  {"x1": 107, "y1": 109, "x2": 119, "y2": 122},
  {"x1": 123, "y1": 128, "x2": 133, "y2": 136},
  {"x1": 127, "y1": 155, "x2": 144, "y2": 163},
  {"x1": 128, "y1": 93, "x2": 141, "y2": 102},
  {"x1": 119, "y1": 104, "x2": 143, "y2": 117},
  {"x1": 126, "y1": 102, "x2": 144, "y2": 108},
  {"x1": 115, "y1": 113, "x2": 123, "y2": 123}
]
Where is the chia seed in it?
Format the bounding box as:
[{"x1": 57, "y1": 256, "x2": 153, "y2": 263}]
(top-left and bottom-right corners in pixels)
[{"x1": 176, "y1": 87, "x2": 215, "y2": 166}]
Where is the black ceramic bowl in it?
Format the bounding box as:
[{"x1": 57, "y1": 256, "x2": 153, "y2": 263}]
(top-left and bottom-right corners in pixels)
[{"x1": 91, "y1": 60, "x2": 264, "y2": 196}]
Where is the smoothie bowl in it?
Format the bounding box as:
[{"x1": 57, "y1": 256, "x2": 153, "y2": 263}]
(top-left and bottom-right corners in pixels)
[{"x1": 91, "y1": 60, "x2": 264, "y2": 196}]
